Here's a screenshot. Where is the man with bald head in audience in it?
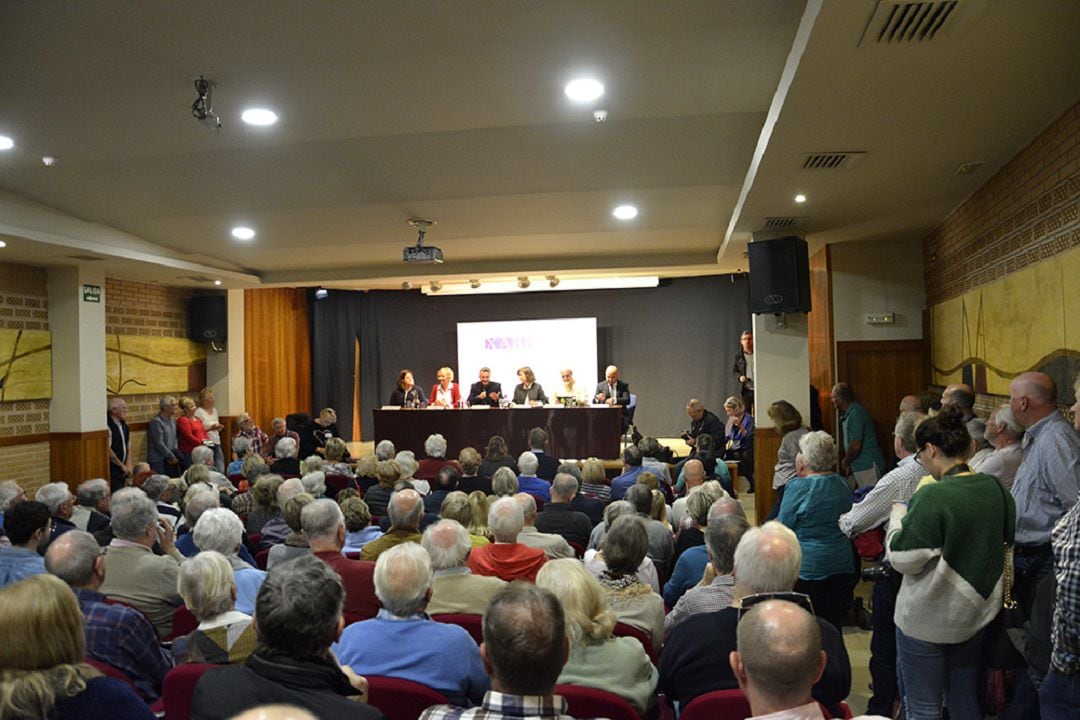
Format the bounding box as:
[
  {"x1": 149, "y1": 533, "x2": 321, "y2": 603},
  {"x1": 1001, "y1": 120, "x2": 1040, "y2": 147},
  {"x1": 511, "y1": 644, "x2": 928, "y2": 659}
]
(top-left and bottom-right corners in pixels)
[
  {"x1": 732, "y1": 600, "x2": 886, "y2": 720},
  {"x1": 45, "y1": 530, "x2": 171, "y2": 701},
  {"x1": 334, "y1": 543, "x2": 488, "y2": 707},
  {"x1": 513, "y1": 493, "x2": 573, "y2": 559},
  {"x1": 534, "y1": 473, "x2": 593, "y2": 548},
  {"x1": 941, "y1": 383, "x2": 977, "y2": 422},
  {"x1": 898, "y1": 395, "x2": 921, "y2": 413},
  {"x1": 304, "y1": 499, "x2": 379, "y2": 624},
  {"x1": 659, "y1": 521, "x2": 851, "y2": 711},
  {"x1": 360, "y1": 488, "x2": 424, "y2": 561},
  {"x1": 468, "y1": 498, "x2": 547, "y2": 582},
  {"x1": 423, "y1": 519, "x2": 507, "y2": 616}
]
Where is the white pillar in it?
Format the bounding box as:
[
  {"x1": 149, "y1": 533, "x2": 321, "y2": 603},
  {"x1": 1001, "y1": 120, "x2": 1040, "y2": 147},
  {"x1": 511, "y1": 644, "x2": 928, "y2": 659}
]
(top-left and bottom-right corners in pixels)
[
  {"x1": 207, "y1": 289, "x2": 245, "y2": 416},
  {"x1": 751, "y1": 312, "x2": 810, "y2": 428},
  {"x1": 47, "y1": 266, "x2": 107, "y2": 432}
]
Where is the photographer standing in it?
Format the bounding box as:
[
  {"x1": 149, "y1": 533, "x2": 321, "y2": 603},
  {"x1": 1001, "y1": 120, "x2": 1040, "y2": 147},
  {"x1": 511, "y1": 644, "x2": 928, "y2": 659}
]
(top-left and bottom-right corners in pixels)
[{"x1": 838, "y1": 410, "x2": 926, "y2": 717}]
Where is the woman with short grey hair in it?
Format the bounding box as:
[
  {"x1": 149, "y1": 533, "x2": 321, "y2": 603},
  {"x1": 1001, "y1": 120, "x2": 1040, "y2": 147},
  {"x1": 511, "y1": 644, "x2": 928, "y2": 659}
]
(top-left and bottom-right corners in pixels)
[
  {"x1": 193, "y1": 509, "x2": 266, "y2": 615},
  {"x1": 491, "y1": 466, "x2": 518, "y2": 498},
  {"x1": 778, "y1": 430, "x2": 854, "y2": 632},
  {"x1": 395, "y1": 450, "x2": 428, "y2": 495},
  {"x1": 175, "y1": 551, "x2": 257, "y2": 665}
]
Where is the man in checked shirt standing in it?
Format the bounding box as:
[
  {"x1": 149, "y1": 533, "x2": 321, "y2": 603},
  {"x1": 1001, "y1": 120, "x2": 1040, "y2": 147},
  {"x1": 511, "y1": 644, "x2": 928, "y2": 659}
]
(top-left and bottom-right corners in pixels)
[
  {"x1": 1038, "y1": 378, "x2": 1080, "y2": 719},
  {"x1": 838, "y1": 410, "x2": 926, "y2": 718}
]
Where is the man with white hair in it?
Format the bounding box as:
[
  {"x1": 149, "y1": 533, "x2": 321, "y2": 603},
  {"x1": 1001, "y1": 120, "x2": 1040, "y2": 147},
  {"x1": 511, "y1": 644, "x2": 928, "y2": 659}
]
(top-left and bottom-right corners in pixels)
[
  {"x1": 100, "y1": 487, "x2": 186, "y2": 638},
  {"x1": 534, "y1": 472, "x2": 593, "y2": 547},
  {"x1": 732, "y1": 600, "x2": 887, "y2": 720},
  {"x1": 45, "y1": 530, "x2": 171, "y2": 701},
  {"x1": 304, "y1": 498, "x2": 379, "y2": 624},
  {"x1": 175, "y1": 489, "x2": 228, "y2": 556},
  {"x1": 36, "y1": 481, "x2": 77, "y2": 550},
  {"x1": 334, "y1": 543, "x2": 488, "y2": 707},
  {"x1": 515, "y1": 451, "x2": 551, "y2": 501},
  {"x1": 72, "y1": 478, "x2": 112, "y2": 534},
  {"x1": 194, "y1": 508, "x2": 266, "y2": 615},
  {"x1": 0, "y1": 480, "x2": 27, "y2": 548},
  {"x1": 513, "y1": 493, "x2": 573, "y2": 559},
  {"x1": 659, "y1": 521, "x2": 851, "y2": 710},
  {"x1": 107, "y1": 396, "x2": 132, "y2": 491},
  {"x1": 260, "y1": 477, "x2": 305, "y2": 547},
  {"x1": 664, "y1": 498, "x2": 747, "y2": 607},
  {"x1": 973, "y1": 404, "x2": 1024, "y2": 489},
  {"x1": 270, "y1": 436, "x2": 302, "y2": 477},
  {"x1": 422, "y1": 520, "x2": 507, "y2": 616},
  {"x1": 234, "y1": 412, "x2": 270, "y2": 461},
  {"x1": 266, "y1": 416, "x2": 301, "y2": 463},
  {"x1": 141, "y1": 473, "x2": 182, "y2": 526},
  {"x1": 360, "y1": 488, "x2": 424, "y2": 561},
  {"x1": 147, "y1": 395, "x2": 181, "y2": 478},
  {"x1": 664, "y1": 514, "x2": 749, "y2": 637},
  {"x1": 467, "y1": 497, "x2": 547, "y2": 582}
]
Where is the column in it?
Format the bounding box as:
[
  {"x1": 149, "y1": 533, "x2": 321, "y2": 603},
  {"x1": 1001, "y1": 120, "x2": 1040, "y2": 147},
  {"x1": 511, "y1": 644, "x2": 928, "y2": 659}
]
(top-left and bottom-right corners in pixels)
[
  {"x1": 48, "y1": 265, "x2": 108, "y2": 487},
  {"x1": 206, "y1": 289, "x2": 245, "y2": 457}
]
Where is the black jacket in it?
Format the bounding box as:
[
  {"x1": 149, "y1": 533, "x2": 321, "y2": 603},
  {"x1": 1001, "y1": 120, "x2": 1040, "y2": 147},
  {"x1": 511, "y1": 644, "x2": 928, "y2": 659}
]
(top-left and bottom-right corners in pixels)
[
  {"x1": 468, "y1": 380, "x2": 503, "y2": 407},
  {"x1": 533, "y1": 451, "x2": 561, "y2": 481},
  {"x1": 534, "y1": 503, "x2": 594, "y2": 547},
  {"x1": 192, "y1": 652, "x2": 387, "y2": 720}
]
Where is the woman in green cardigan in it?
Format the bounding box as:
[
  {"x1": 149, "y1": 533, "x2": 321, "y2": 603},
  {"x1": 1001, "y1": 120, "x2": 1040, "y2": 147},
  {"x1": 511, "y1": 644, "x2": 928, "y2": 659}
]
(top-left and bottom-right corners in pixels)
[{"x1": 887, "y1": 406, "x2": 1015, "y2": 720}]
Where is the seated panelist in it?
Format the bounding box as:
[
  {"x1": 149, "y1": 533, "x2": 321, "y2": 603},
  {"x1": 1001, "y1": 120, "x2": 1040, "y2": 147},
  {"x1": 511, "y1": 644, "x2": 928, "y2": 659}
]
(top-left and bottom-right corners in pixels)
[
  {"x1": 389, "y1": 369, "x2": 426, "y2": 407},
  {"x1": 468, "y1": 367, "x2": 502, "y2": 407},
  {"x1": 512, "y1": 366, "x2": 548, "y2": 406},
  {"x1": 429, "y1": 366, "x2": 462, "y2": 408}
]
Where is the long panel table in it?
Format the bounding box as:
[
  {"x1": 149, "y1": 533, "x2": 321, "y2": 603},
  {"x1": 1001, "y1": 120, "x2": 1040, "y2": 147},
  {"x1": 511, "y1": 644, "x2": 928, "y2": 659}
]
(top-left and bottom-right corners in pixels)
[{"x1": 372, "y1": 406, "x2": 623, "y2": 460}]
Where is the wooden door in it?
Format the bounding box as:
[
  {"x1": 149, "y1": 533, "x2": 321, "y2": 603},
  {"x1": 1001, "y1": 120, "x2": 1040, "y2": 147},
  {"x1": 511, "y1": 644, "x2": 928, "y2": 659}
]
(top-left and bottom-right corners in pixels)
[{"x1": 835, "y1": 340, "x2": 926, "y2": 467}]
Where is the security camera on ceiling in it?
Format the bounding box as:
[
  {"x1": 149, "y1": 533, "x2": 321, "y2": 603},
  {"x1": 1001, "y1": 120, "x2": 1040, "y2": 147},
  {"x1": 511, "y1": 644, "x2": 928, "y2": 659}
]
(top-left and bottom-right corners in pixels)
[
  {"x1": 403, "y1": 218, "x2": 444, "y2": 264},
  {"x1": 192, "y1": 76, "x2": 222, "y2": 131}
]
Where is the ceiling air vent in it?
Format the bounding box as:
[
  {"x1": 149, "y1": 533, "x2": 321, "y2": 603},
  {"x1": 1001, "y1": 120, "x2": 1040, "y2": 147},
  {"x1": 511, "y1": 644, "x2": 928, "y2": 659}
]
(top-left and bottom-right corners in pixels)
[
  {"x1": 66, "y1": 254, "x2": 104, "y2": 262},
  {"x1": 801, "y1": 152, "x2": 866, "y2": 170},
  {"x1": 861, "y1": 1, "x2": 959, "y2": 45},
  {"x1": 763, "y1": 217, "x2": 804, "y2": 229}
]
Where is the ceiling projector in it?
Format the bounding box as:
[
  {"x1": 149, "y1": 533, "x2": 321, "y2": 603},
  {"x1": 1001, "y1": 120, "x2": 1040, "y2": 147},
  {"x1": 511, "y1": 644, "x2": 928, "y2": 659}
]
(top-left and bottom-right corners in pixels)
[{"x1": 403, "y1": 218, "x2": 443, "y2": 264}]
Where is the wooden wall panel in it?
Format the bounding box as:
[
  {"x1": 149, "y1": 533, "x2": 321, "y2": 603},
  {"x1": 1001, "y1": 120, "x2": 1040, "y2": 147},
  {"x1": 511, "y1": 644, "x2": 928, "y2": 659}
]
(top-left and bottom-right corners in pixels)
[
  {"x1": 244, "y1": 289, "x2": 312, "y2": 432},
  {"x1": 50, "y1": 431, "x2": 109, "y2": 489},
  {"x1": 753, "y1": 427, "x2": 782, "y2": 523},
  {"x1": 807, "y1": 245, "x2": 835, "y2": 434},
  {"x1": 836, "y1": 340, "x2": 926, "y2": 467}
]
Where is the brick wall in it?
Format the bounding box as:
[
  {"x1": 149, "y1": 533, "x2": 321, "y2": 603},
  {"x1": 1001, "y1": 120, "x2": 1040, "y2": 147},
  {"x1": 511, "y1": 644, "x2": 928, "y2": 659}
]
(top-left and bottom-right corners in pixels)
[
  {"x1": 105, "y1": 278, "x2": 201, "y2": 463},
  {"x1": 925, "y1": 101, "x2": 1080, "y2": 410},
  {"x1": 0, "y1": 263, "x2": 51, "y2": 490}
]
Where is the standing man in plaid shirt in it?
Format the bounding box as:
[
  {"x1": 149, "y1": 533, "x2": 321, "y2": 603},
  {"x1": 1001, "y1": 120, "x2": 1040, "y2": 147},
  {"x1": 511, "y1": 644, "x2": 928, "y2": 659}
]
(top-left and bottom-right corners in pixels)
[
  {"x1": 420, "y1": 583, "x2": 574, "y2": 720},
  {"x1": 45, "y1": 530, "x2": 171, "y2": 702}
]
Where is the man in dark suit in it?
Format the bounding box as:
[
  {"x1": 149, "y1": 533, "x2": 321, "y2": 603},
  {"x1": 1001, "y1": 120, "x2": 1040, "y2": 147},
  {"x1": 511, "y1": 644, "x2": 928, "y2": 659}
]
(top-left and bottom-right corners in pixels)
[
  {"x1": 468, "y1": 367, "x2": 503, "y2": 407},
  {"x1": 684, "y1": 399, "x2": 726, "y2": 450},
  {"x1": 594, "y1": 365, "x2": 631, "y2": 431},
  {"x1": 528, "y1": 427, "x2": 560, "y2": 480},
  {"x1": 534, "y1": 473, "x2": 593, "y2": 547},
  {"x1": 733, "y1": 330, "x2": 754, "y2": 411}
]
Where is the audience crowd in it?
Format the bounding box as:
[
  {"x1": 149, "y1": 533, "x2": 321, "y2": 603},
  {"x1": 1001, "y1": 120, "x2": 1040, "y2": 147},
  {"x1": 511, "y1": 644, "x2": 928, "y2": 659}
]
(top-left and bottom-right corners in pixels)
[{"x1": 1, "y1": 372, "x2": 1079, "y2": 720}]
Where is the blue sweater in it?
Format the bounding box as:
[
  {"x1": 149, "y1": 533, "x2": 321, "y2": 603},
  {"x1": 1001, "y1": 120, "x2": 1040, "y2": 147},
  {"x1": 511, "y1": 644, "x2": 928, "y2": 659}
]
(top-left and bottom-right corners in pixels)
[
  {"x1": 663, "y1": 545, "x2": 709, "y2": 608},
  {"x1": 778, "y1": 472, "x2": 854, "y2": 580}
]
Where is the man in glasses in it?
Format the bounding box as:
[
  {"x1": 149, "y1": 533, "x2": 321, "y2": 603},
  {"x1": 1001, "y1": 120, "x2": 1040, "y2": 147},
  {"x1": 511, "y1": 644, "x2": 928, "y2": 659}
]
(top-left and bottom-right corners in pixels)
[
  {"x1": 659, "y1": 521, "x2": 850, "y2": 712},
  {"x1": 732, "y1": 599, "x2": 887, "y2": 720}
]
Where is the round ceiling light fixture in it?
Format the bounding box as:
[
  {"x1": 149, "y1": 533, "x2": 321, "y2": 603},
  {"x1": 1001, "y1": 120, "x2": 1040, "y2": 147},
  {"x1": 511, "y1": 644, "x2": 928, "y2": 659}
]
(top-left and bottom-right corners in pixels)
[
  {"x1": 794, "y1": 194, "x2": 807, "y2": 204},
  {"x1": 41, "y1": 156, "x2": 57, "y2": 166},
  {"x1": 213, "y1": 279, "x2": 222, "y2": 286},
  {"x1": 0, "y1": 136, "x2": 14, "y2": 151},
  {"x1": 0, "y1": 240, "x2": 7, "y2": 248},
  {"x1": 241, "y1": 108, "x2": 278, "y2": 126},
  {"x1": 564, "y1": 78, "x2": 604, "y2": 103},
  {"x1": 612, "y1": 204, "x2": 638, "y2": 220},
  {"x1": 231, "y1": 226, "x2": 256, "y2": 241}
]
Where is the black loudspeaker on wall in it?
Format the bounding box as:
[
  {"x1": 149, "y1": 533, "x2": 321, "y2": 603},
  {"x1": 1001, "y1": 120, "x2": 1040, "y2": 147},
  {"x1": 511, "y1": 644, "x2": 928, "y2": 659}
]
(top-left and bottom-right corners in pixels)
[
  {"x1": 188, "y1": 296, "x2": 228, "y2": 342},
  {"x1": 747, "y1": 236, "x2": 812, "y2": 314}
]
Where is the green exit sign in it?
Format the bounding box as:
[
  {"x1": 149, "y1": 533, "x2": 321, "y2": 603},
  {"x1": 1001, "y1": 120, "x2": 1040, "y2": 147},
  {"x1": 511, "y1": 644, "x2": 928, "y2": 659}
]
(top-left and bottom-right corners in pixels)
[{"x1": 82, "y1": 284, "x2": 101, "y2": 303}]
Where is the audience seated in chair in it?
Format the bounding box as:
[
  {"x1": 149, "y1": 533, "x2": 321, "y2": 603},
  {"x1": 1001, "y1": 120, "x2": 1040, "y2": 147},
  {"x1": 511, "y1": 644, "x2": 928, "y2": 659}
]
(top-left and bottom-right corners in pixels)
[
  {"x1": 334, "y1": 543, "x2": 489, "y2": 706},
  {"x1": 304, "y1": 498, "x2": 379, "y2": 625},
  {"x1": 513, "y1": 493, "x2": 573, "y2": 559},
  {"x1": 423, "y1": 519, "x2": 506, "y2": 616},
  {"x1": 265, "y1": 493, "x2": 314, "y2": 570},
  {"x1": 587, "y1": 514, "x2": 665, "y2": 650},
  {"x1": 191, "y1": 555, "x2": 386, "y2": 720},
  {"x1": 360, "y1": 488, "x2": 425, "y2": 562},
  {"x1": 175, "y1": 550, "x2": 257, "y2": 665},
  {"x1": 534, "y1": 472, "x2": 594, "y2": 546},
  {"x1": 192, "y1": 508, "x2": 267, "y2": 615},
  {"x1": 664, "y1": 514, "x2": 748, "y2": 639},
  {"x1": 466, "y1": 498, "x2": 547, "y2": 582}
]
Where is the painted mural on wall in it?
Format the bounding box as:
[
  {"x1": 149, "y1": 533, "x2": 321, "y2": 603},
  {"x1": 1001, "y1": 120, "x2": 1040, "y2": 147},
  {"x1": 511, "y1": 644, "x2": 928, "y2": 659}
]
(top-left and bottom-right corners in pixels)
[
  {"x1": 106, "y1": 335, "x2": 207, "y2": 396},
  {"x1": 931, "y1": 243, "x2": 1080, "y2": 402},
  {"x1": 0, "y1": 329, "x2": 52, "y2": 401}
]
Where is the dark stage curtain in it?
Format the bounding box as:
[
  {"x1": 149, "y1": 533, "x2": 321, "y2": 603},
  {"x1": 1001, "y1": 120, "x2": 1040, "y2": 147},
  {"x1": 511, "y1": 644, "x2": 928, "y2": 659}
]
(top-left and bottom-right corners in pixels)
[{"x1": 309, "y1": 276, "x2": 751, "y2": 442}]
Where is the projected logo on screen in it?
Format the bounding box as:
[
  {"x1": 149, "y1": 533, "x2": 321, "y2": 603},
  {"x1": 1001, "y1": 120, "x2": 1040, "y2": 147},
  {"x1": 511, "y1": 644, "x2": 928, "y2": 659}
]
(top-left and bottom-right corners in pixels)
[{"x1": 484, "y1": 337, "x2": 536, "y2": 350}]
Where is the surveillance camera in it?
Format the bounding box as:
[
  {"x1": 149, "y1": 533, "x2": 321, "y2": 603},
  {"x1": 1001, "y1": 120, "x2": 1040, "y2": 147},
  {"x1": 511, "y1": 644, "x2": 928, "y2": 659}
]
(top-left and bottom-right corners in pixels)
[{"x1": 199, "y1": 112, "x2": 222, "y2": 131}]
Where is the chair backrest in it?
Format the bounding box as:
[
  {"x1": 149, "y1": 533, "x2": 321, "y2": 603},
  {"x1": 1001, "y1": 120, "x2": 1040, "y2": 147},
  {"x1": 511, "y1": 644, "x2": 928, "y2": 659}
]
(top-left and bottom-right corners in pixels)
[
  {"x1": 568, "y1": 540, "x2": 585, "y2": 558},
  {"x1": 680, "y1": 689, "x2": 751, "y2": 720},
  {"x1": 612, "y1": 621, "x2": 657, "y2": 664},
  {"x1": 431, "y1": 613, "x2": 484, "y2": 645},
  {"x1": 163, "y1": 663, "x2": 217, "y2": 720},
  {"x1": 529, "y1": 494, "x2": 545, "y2": 513},
  {"x1": 227, "y1": 473, "x2": 245, "y2": 488},
  {"x1": 366, "y1": 675, "x2": 451, "y2": 720},
  {"x1": 254, "y1": 548, "x2": 270, "y2": 570},
  {"x1": 164, "y1": 605, "x2": 200, "y2": 642},
  {"x1": 555, "y1": 684, "x2": 639, "y2": 720},
  {"x1": 325, "y1": 473, "x2": 357, "y2": 497}
]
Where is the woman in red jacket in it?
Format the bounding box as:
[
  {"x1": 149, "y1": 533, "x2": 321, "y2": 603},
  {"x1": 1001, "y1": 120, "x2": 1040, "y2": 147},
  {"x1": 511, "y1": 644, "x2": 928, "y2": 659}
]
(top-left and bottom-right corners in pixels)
[
  {"x1": 176, "y1": 396, "x2": 209, "y2": 469},
  {"x1": 428, "y1": 366, "x2": 462, "y2": 408}
]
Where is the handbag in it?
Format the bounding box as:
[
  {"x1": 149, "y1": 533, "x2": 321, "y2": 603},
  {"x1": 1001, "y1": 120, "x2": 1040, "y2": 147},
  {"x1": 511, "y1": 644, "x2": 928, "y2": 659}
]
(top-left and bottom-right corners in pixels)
[{"x1": 984, "y1": 480, "x2": 1025, "y2": 669}]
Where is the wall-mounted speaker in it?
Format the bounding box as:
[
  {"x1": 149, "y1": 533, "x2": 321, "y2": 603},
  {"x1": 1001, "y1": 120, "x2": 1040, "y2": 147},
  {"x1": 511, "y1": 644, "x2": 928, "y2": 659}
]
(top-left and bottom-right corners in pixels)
[
  {"x1": 188, "y1": 296, "x2": 227, "y2": 342},
  {"x1": 747, "y1": 236, "x2": 811, "y2": 314}
]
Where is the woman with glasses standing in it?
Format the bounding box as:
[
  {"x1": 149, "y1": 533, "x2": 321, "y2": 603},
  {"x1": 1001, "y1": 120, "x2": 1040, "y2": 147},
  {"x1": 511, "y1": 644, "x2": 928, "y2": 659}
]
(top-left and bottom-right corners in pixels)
[{"x1": 887, "y1": 405, "x2": 1016, "y2": 720}]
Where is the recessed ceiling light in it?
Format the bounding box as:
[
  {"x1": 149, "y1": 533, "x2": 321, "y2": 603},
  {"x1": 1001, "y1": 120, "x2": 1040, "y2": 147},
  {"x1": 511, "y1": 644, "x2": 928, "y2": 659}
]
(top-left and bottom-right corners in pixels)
[
  {"x1": 564, "y1": 78, "x2": 604, "y2": 103},
  {"x1": 213, "y1": 279, "x2": 222, "y2": 286},
  {"x1": 41, "y1": 156, "x2": 57, "y2": 166},
  {"x1": 794, "y1": 194, "x2": 807, "y2": 204},
  {"x1": 231, "y1": 226, "x2": 256, "y2": 241},
  {"x1": 0, "y1": 136, "x2": 13, "y2": 151},
  {"x1": 241, "y1": 108, "x2": 278, "y2": 126},
  {"x1": 0, "y1": 240, "x2": 7, "y2": 248},
  {"x1": 613, "y1": 205, "x2": 638, "y2": 220}
]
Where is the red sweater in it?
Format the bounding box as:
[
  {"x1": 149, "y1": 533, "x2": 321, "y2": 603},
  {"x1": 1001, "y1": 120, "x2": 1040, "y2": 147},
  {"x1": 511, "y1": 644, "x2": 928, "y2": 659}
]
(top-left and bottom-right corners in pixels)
[
  {"x1": 177, "y1": 415, "x2": 209, "y2": 454},
  {"x1": 467, "y1": 542, "x2": 547, "y2": 582}
]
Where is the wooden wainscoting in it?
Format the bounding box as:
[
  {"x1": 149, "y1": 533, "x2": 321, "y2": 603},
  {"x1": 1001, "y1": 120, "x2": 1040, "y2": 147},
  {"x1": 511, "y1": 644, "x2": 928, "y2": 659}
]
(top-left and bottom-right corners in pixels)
[
  {"x1": 753, "y1": 426, "x2": 782, "y2": 523},
  {"x1": 808, "y1": 245, "x2": 835, "y2": 434},
  {"x1": 50, "y1": 431, "x2": 109, "y2": 489},
  {"x1": 836, "y1": 339, "x2": 926, "y2": 467}
]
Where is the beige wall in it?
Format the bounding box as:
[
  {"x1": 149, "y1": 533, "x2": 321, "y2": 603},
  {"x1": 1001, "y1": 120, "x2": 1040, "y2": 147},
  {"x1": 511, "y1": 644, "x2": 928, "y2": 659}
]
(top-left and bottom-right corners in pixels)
[{"x1": 831, "y1": 237, "x2": 925, "y2": 343}]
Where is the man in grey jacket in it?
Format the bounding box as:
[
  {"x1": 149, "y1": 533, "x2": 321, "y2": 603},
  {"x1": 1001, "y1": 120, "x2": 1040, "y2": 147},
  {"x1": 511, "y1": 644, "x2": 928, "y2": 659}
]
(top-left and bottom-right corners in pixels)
[{"x1": 147, "y1": 395, "x2": 181, "y2": 478}]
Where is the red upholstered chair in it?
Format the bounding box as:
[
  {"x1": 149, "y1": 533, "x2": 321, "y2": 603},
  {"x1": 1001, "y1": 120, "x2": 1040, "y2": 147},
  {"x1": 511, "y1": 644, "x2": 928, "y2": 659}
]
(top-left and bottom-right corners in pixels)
[
  {"x1": 613, "y1": 621, "x2": 658, "y2": 664},
  {"x1": 366, "y1": 675, "x2": 451, "y2": 720},
  {"x1": 247, "y1": 532, "x2": 261, "y2": 547},
  {"x1": 325, "y1": 473, "x2": 357, "y2": 497},
  {"x1": 344, "y1": 550, "x2": 362, "y2": 560},
  {"x1": 431, "y1": 613, "x2": 484, "y2": 645},
  {"x1": 529, "y1": 495, "x2": 545, "y2": 513},
  {"x1": 85, "y1": 658, "x2": 138, "y2": 690},
  {"x1": 568, "y1": 541, "x2": 585, "y2": 558},
  {"x1": 227, "y1": 473, "x2": 245, "y2": 488},
  {"x1": 162, "y1": 663, "x2": 217, "y2": 720},
  {"x1": 254, "y1": 548, "x2": 270, "y2": 570},
  {"x1": 165, "y1": 605, "x2": 199, "y2": 642},
  {"x1": 555, "y1": 684, "x2": 639, "y2": 720}
]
